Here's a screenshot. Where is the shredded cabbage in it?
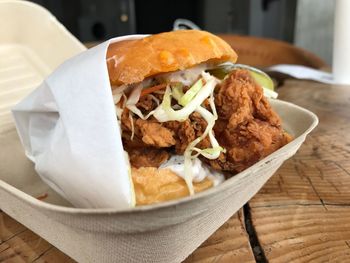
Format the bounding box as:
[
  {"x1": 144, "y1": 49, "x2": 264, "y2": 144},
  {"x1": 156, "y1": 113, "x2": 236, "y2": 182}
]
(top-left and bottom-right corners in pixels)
[
  {"x1": 129, "y1": 112, "x2": 135, "y2": 140},
  {"x1": 115, "y1": 106, "x2": 123, "y2": 126},
  {"x1": 263, "y1": 87, "x2": 278, "y2": 99},
  {"x1": 148, "y1": 94, "x2": 160, "y2": 106},
  {"x1": 126, "y1": 84, "x2": 144, "y2": 118},
  {"x1": 179, "y1": 79, "x2": 203, "y2": 106},
  {"x1": 113, "y1": 89, "x2": 127, "y2": 126},
  {"x1": 125, "y1": 84, "x2": 157, "y2": 120},
  {"x1": 153, "y1": 73, "x2": 224, "y2": 194},
  {"x1": 182, "y1": 112, "x2": 222, "y2": 193},
  {"x1": 193, "y1": 146, "x2": 225, "y2": 159},
  {"x1": 172, "y1": 84, "x2": 184, "y2": 101},
  {"x1": 190, "y1": 106, "x2": 223, "y2": 160},
  {"x1": 112, "y1": 85, "x2": 128, "y2": 104},
  {"x1": 153, "y1": 77, "x2": 218, "y2": 122}
]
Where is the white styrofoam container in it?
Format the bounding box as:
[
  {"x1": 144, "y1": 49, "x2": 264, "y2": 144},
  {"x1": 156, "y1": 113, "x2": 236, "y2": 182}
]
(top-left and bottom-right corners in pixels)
[
  {"x1": 0, "y1": 1, "x2": 318, "y2": 262},
  {"x1": 0, "y1": 0, "x2": 86, "y2": 132}
]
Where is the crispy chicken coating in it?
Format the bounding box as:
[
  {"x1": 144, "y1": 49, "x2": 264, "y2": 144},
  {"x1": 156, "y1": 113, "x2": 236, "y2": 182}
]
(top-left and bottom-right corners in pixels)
[
  {"x1": 120, "y1": 69, "x2": 291, "y2": 173},
  {"x1": 128, "y1": 148, "x2": 170, "y2": 168},
  {"x1": 208, "y1": 69, "x2": 291, "y2": 173}
]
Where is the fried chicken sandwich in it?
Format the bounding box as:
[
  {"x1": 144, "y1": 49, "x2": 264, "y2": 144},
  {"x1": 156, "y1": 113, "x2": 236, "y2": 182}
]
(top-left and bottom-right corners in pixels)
[{"x1": 106, "y1": 30, "x2": 291, "y2": 206}]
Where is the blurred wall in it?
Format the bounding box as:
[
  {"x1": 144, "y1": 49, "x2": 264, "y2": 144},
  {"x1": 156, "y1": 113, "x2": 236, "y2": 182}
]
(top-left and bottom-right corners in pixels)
[
  {"x1": 202, "y1": 0, "x2": 296, "y2": 42},
  {"x1": 28, "y1": 0, "x2": 298, "y2": 44},
  {"x1": 294, "y1": 0, "x2": 335, "y2": 65}
]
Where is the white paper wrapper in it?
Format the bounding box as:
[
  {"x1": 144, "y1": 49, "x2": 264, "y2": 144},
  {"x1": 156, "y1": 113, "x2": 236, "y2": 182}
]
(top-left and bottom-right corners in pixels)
[{"x1": 12, "y1": 35, "x2": 147, "y2": 209}]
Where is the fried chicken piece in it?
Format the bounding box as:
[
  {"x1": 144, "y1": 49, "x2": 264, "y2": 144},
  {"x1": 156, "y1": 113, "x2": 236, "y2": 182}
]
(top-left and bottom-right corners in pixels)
[
  {"x1": 136, "y1": 119, "x2": 176, "y2": 147},
  {"x1": 214, "y1": 69, "x2": 281, "y2": 128},
  {"x1": 136, "y1": 94, "x2": 157, "y2": 113},
  {"x1": 121, "y1": 110, "x2": 176, "y2": 148},
  {"x1": 189, "y1": 112, "x2": 211, "y2": 149},
  {"x1": 164, "y1": 120, "x2": 195, "y2": 153},
  {"x1": 209, "y1": 69, "x2": 291, "y2": 173},
  {"x1": 164, "y1": 113, "x2": 210, "y2": 154},
  {"x1": 128, "y1": 148, "x2": 169, "y2": 168}
]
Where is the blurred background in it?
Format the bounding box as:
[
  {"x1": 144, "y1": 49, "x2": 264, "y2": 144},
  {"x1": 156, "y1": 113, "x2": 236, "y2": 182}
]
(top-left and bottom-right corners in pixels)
[{"x1": 29, "y1": 0, "x2": 334, "y2": 65}]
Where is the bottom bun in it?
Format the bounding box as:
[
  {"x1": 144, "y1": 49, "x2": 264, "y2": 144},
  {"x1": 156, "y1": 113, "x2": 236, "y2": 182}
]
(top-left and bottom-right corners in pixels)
[{"x1": 132, "y1": 167, "x2": 213, "y2": 205}]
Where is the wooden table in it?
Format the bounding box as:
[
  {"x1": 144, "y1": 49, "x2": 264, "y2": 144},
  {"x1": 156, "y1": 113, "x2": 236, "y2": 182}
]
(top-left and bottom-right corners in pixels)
[{"x1": 1, "y1": 79, "x2": 350, "y2": 262}]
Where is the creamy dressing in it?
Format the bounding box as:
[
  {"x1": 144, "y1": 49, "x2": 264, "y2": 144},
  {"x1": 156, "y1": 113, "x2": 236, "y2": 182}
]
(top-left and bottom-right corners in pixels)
[
  {"x1": 160, "y1": 155, "x2": 224, "y2": 186},
  {"x1": 157, "y1": 63, "x2": 210, "y2": 86}
]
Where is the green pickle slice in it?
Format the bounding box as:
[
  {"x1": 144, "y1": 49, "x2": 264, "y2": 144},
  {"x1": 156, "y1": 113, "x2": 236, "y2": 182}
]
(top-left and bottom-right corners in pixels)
[{"x1": 207, "y1": 63, "x2": 274, "y2": 91}]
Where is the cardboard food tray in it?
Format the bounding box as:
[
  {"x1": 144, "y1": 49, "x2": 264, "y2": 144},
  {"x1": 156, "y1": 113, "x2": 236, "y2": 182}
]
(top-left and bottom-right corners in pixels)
[{"x1": 0, "y1": 1, "x2": 318, "y2": 262}]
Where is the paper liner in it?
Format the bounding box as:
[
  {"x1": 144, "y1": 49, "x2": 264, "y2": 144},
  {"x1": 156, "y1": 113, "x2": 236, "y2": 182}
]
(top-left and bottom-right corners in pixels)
[{"x1": 12, "y1": 35, "x2": 150, "y2": 209}]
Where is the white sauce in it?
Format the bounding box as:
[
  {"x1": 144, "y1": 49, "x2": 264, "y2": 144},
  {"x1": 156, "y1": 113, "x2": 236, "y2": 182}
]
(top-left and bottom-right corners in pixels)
[
  {"x1": 157, "y1": 63, "x2": 209, "y2": 86},
  {"x1": 160, "y1": 155, "x2": 224, "y2": 186}
]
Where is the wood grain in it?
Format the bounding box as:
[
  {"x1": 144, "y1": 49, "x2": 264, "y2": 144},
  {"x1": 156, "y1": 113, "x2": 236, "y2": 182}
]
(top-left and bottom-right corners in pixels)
[
  {"x1": 184, "y1": 210, "x2": 255, "y2": 263},
  {"x1": 0, "y1": 211, "x2": 74, "y2": 263},
  {"x1": 251, "y1": 205, "x2": 350, "y2": 263},
  {"x1": 33, "y1": 247, "x2": 76, "y2": 263},
  {"x1": 0, "y1": 227, "x2": 51, "y2": 262}
]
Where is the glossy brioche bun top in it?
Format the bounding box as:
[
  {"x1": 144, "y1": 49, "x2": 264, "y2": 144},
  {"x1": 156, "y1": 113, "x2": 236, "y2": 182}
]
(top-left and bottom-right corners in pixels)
[{"x1": 107, "y1": 30, "x2": 238, "y2": 86}]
